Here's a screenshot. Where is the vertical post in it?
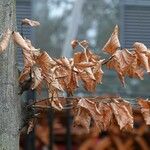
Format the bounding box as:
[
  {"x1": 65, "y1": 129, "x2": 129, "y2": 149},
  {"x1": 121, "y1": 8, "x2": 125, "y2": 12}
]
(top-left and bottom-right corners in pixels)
[
  {"x1": 0, "y1": 0, "x2": 22, "y2": 149},
  {"x1": 66, "y1": 94, "x2": 72, "y2": 150},
  {"x1": 25, "y1": 90, "x2": 35, "y2": 150},
  {"x1": 48, "y1": 99, "x2": 54, "y2": 150}
]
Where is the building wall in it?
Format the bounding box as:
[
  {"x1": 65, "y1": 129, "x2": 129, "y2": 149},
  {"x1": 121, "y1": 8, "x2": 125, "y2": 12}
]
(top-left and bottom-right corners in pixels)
[
  {"x1": 120, "y1": 0, "x2": 150, "y2": 48},
  {"x1": 16, "y1": 0, "x2": 32, "y2": 70}
]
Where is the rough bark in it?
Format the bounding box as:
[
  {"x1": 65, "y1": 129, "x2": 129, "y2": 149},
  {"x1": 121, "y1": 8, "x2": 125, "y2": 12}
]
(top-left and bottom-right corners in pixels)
[{"x1": 0, "y1": 0, "x2": 21, "y2": 150}]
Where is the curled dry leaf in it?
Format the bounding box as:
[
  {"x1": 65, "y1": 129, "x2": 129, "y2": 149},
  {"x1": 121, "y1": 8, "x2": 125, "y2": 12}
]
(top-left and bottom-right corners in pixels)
[
  {"x1": 97, "y1": 103, "x2": 113, "y2": 130},
  {"x1": 93, "y1": 59, "x2": 104, "y2": 84},
  {"x1": 25, "y1": 39, "x2": 41, "y2": 57},
  {"x1": 138, "y1": 98, "x2": 150, "y2": 125},
  {"x1": 73, "y1": 49, "x2": 104, "y2": 91},
  {"x1": 19, "y1": 39, "x2": 40, "y2": 87},
  {"x1": 80, "y1": 71, "x2": 97, "y2": 92},
  {"x1": 106, "y1": 49, "x2": 138, "y2": 86},
  {"x1": 133, "y1": 42, "x2": 150, "y2": 73},
  {"x1": 78, "y1": 98, "x2": 104, "y2": 130},
  {"x1": 71, "y1": 40, "x2": 78, "y2": 49},
  {"x1": 126, "y1": 52, "x2": 144, "y2": 80},
  {"x1": 19, "y1": 67, "x2": 31, "y2": 83},
  {"x1": 73, "y1": 107, "x2": 91, "y2": 133},
  {"x1": 102, "y1": 25, "x2": 121, "y2": 55},
  {"x1": 66, "y1": 71, "x2": 79, "y2": 96},
  {"x1": 31, "y1": 65, "x2": 43, "y2": 90},
  {"x1": 12, "y1": 31, "x2": 30, "y2": 51},
  {"x1": 75, "y1": 61, "x2": 95, "y2": 68},
  {"x1": 75, "y1": 97, "x2": 133, "y2": 131},
  {"x1": 54, "y1": 57, "x2": 71, "y2": 70},
  {"x1": 0, "y1": 29, "x2": 12, "y2": 53},
  {"x1": 21, "y1": 18, "x2": 40, "y2": 27},
  {"x1": 48, "y1": 91, "x2": 63, "y2": 111},
  {"x1": 36, "y1": 51, "x2": 56, "y2": 77},
  {"x1": 110, "y1": 98, "x2": 133, "y2": 130},
  {"x1": 47, "y1": 66, "x2": 64, "y2": 92}
]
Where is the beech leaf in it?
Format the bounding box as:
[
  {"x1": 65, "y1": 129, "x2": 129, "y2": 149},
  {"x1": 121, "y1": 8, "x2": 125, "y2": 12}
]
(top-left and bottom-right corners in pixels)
[
  {"x1": 138, "y1": 98, "x2": 150, "y2": 125},
  {"x1": 73, "y1": 107, "x2": 91, "y2": 132},
  {"x1": 0, "y1": 29, "x2": 12, "y2": 53},
  {"x1": 78, "y1": 98, "x2": 104, "y2": 130},
  {"x1": 133, "y1": 42, "x2": 150, "y2": 73},
  {"x1": 102, "y1": 25, "x2": 121, "y2": 55},
  {"x1": 106, "y1": 49, "x2": 138, "y2": 86},
  {"x1": 21, "y1": 18, "x2": 40, "y2": 27},
  {"x1": 12, "y1": 31, "x2": 30, "y2": 51},
  {"x1": 31, "y1": 65, "x2": 43, "y2": 90},
  {"x1": 110, "y1": 98, "x2": 133, "y2": 130},
  {"x1": 71, "y1": 40, "x2": 78, "y2": 49}
]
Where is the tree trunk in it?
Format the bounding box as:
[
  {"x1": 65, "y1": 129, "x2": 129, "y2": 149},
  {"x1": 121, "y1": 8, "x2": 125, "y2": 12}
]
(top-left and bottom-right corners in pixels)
[
  {"x1": 0, "y1": 0, "x2": 21, "y2": 150},
  {"x1": 62, "y1": 0, "x2": 85, "y2": 58}
]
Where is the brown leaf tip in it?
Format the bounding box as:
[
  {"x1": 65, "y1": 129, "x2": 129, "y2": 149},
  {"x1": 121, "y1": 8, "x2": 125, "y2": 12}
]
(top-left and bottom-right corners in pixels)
[
  {"x1": 21, "y1": 18, "x2": 40, "y2": 27},
  {"x1": 71, "y1": 40, "x2": 78, "y2": 49}
]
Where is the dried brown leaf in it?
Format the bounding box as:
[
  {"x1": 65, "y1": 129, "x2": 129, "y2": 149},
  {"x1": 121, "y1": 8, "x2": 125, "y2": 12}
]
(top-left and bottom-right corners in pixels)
[
  {"x1": 93, "y1": 59, "x2": 104, "y2": 84},
  {"x1": 66, "y1": 72, "x2": 79, "y2": 95},
  {"x1": 18, "y1": 67, "x2": 31, "y2": 83},
  {"x1": 48, "y1": 91, "x2": 63, "y2": 111},
  {"x1": 97, "y1": 103, "x2": 113, "y2": 130},
  {"x1": 31, "y1": 65, "x2": 43, "y2": 90},
  {"x1": 0, "y1": 29, "x2": 12, "y2": 53},
  {"x1": 126, "y1": 52, "x2": 144, "y2": 80},
  {"x1": 12, "y1": 31, "x2": 30, "y2": 51},
  {"x1": 54, "y1": 57, "x2": 71, "y2": 70},
  {"x1": 133, "y1": 42, "x2": 150, "y2": 73},
  {"x1": 80, "y1": 71, "x2": 96, "y2": 92},
  {"x1": 73, "y1": 107, "x2": 91, "y2": 132},
  {"x1": 71, "y1": 40, "x2": 78, "y2": 49},
  {"x1": 75, "y1": 62, "x2": 95, "y2": 68},
  {"x1": 36, "y1": 51, "x2": 56, "y2": 77},
  {"x1": 106, "y1": 49, "x2": 136, "y2": 85},
  {"x1": 138, "y1": 98, "x2": 150, "y2": 125},
  {"x1": 21, "y1": 18, "x2": 40, "y2": 27},
  {"x1": 78, "y1": 98, "x2": 103, "y2": 130},
  {"x1": 110, "y1": 98, "x2": 133, "y2": 130},
  {"x1": 102, "y1": 25, "x2": 121, "y2": 55}
]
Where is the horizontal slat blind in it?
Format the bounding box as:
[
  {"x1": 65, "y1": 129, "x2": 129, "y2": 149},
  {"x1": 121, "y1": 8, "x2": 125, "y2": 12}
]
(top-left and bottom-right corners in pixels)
[
  {"x1": 16, "y1": 1, "x2": 32, "y2": 70},
  {"x1": 122, "y1": 2, "x2": 150, "y2": 48}
]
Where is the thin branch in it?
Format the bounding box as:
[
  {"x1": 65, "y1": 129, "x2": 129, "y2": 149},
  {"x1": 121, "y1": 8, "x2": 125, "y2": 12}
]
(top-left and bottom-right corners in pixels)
[
  {"x1": 31, "y1": 105, "x2": 73, "y2": 110},
  {"x1": 102, "y1": 55, "x2": 114, "y2": 65},
  {"x1": 78, "y1": 41, "x2": 88, "y2": 51}
]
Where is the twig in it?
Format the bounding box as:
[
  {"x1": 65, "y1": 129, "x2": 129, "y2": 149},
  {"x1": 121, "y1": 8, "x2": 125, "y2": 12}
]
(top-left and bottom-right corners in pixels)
[
  {"x1": 78, "y1": 41, "x2": 88, "y2": 51},
  {"x1": 31, "y1": 105, "x2": 73, "y2": 110},
  {"x1": 102, "y1": 55, "x2": 114, "y2": 65}
]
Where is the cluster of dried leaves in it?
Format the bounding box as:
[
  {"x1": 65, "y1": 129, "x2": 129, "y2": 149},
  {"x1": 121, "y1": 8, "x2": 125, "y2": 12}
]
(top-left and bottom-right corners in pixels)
[
  {"x1": 27, "y1": 97, "x2": 150, "y2": 134},
  {"x1": 15, "y1": 21, "x2": 105, "y2": 110},
  {"x1": 0, "y1": 19, "x2": 39, "y2": 54},
  {"x1": 73, "y1": 97, "x2": 150, "y2": 133},
  {"x1": 79, "y1": 110, "x2": 150, "y2": 150},
  {"x1": 17, "y1": 39, "x2": 105, "y2": 110},
  {"x1": 102, "y1": 25, "x2": 150, "y2": 86},
  {"x1": 73, "y1": 96, "x2": 133, "y2": 132},
  {"x1": 1, "y1": 19, "x2": 150, "y2": 134},
  {"x1": 21, "y1": 107, "x2": 150, "y2": 150}
]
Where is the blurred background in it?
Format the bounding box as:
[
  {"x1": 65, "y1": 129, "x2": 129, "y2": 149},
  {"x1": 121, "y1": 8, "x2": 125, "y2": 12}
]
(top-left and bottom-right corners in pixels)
[{"x1": 17, "y1": 0, "x2": 150, "y2": 149}]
